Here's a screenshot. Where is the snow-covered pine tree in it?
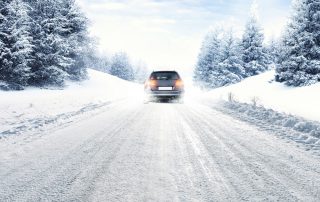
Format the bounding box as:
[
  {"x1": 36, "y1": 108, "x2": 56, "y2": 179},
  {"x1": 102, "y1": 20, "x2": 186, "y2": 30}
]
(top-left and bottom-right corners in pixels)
[
  {"x1": 8, "y1": 0, "x2": 33, "y2": 86},
  {"x1": 0, "y1": 0, "x2": 12, "y2": 84},
  {"x1": 57, "y1": 0, "x2": 89, "y2": 81},
  {"x1": 83, "y1": 40, "x2": 111, "y2": 74},
  {"x1": 267, "y1": 37, "x2": 281, "y2": 69},
  {"x1": 109, "y1": 52, "x2": 134, "y2": 81},
  {"x1": 241, "y1": 3, "x2": 269, "y2": 77},
  {"x1": 86, "y1": 53, "x2": 111, "y2": 74},
  {"x1": 213, "y1": 30, "x2": 245, "y2": 87},
  {"x1": 133, "y1": 61, "x2": 149, "y2": 83},
  {"x1": 1, "y1": 0, "x2": 90, "y2": 88},
  {"x1": 276, "y1": 0, "x2": 320, "y2": 86},
  {"x1": 27, "y1": 0, "x2": 89, "y2": 86},
  {"x1": 26, "y1": 0, "x2": 67, "y2": 86},
  {"x1": 193, "y1": 29, "x2": 222, "y2": 88},
  {"x1": 0, "y1": 0, "x2": 33, "y2": 87}
]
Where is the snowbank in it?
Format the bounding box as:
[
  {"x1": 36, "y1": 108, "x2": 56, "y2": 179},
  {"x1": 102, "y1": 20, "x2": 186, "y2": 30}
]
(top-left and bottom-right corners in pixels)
[
  {"x1": 215, "y1": 101, "x2": 320, "y2": 154},
  {"x1": 0, "y1": 69, "x2": 142, "y2": 137},
  {"x1": 203, "y1": 71, "x2": 320, "y2": 154},
  {"x1": 207, "y1": 70, "x2": 320, "y2": 122}
]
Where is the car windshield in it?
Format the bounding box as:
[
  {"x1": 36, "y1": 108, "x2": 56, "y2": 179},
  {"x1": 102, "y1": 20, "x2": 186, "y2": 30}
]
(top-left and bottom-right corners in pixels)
[{"x1": 150, "y1": 72, "x2": 179, "y2": 80}]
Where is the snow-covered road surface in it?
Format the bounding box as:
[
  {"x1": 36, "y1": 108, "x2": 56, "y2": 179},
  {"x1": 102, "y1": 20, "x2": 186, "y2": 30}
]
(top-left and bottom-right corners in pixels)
[{"x1": 1, "y1": 100, "x2": 320, "y2": 201}]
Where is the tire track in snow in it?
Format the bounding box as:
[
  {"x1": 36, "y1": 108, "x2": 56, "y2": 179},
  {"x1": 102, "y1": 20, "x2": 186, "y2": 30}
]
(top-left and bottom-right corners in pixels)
[
  {"x1": 1, "y1": 101, "x2": 320, "y2": 201},
  {"x1": 0, "y1": 103, "x2": 144, "y2": 201},
  {"x1": 181, "y1": 103, "x2": 320, "y2": 201}
]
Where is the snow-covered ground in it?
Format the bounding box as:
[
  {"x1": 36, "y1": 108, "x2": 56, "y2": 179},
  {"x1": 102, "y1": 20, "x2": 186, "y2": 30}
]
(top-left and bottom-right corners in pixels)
[
  {"x1": 0, "y1": 69, "x2": 143, "y2": 137},
  {"x1": 195, "y1": 71, "x2": 320, "y2": 154},
  {"x1": 206, "y1": 70, "x2": 320, "y2": 122},
  {"x1": 1, "y1": 69, "x2": 320, "y2": 201},
  {"x1": 1, "y1": 98, "x2": 320, "y2": 201}
]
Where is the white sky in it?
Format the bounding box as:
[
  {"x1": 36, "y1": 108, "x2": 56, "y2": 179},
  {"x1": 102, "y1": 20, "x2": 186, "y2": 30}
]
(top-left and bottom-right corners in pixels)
[{"x1": 76, "y1": 0, "x2": 292, "y2": 75}]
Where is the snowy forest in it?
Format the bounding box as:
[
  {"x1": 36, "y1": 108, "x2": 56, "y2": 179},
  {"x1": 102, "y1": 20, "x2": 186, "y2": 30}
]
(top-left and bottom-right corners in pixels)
[
  {"x1": 0, "y1": 0, "x2": 89, "y2": 89},
  {"x1": 194, "y1": 0, "x2": 320, "y2": 88},
  {"x1": 1, "y1": 0, "x2": 319, "y2": 91},
  {"x1": 0, "y1": 0, "x2": 148, "y2": 90},
  {"x1": 85, "y1": 50, "x2": 149, "y2": 84}
]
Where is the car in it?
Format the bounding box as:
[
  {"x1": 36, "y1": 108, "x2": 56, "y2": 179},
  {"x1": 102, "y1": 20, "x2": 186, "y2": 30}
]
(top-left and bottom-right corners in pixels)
[{"x1": 144, "y1": 71, "x2": 184, "y2": 102}]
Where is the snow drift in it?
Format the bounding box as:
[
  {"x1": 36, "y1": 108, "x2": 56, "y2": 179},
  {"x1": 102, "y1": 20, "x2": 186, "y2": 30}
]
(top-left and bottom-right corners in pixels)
[
  {"x1": 207, "y1": 70, "x2": 320, "y2": 122},
  {"x1": 0, "y1": 69, "x2": 142, "y2": 137},
  {"x1": 205, "y1": 70, "x2": 320, "y2": 154}
]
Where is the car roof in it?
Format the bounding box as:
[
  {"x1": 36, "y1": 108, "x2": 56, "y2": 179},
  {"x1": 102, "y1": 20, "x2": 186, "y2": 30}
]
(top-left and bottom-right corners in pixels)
[{"x1": 152, "y1": 71, "x2": 178, "y2": 73}]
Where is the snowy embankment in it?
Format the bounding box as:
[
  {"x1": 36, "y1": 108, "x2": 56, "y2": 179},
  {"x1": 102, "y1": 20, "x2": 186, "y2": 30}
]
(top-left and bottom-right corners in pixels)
[
  {"x1": 207, "y1": 70, "x2": 320, "y2": 122},
  {"x1": 204, "y1": 70, "x2": 320, "y2": 153},
  {"x1": 0, "y1": 69, "x2": 142, "y2": 137},
  {"x1": 218, "y1": 102, "x2": 320, "y2": 153}
]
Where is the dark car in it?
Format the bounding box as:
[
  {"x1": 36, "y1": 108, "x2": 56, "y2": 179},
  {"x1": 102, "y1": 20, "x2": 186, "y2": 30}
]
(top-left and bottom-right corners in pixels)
[{"x1": 144, "y1": 71, "x2": 184, "y2": 102}]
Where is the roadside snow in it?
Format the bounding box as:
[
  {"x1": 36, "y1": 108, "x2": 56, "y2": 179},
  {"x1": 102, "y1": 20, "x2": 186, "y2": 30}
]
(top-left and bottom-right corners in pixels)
[
  {"x1": 200, "y1": 71, "x2": 320, "y2": 155},
  {"x1": 0, "y1": 69, "x2": 142, "y2": 137},
  {"x1": 214, "y1": 101, "x2": 320, "y2": 155},
  {"x1": 206, "y1": 70, "x2": 320, "y2": 122}
]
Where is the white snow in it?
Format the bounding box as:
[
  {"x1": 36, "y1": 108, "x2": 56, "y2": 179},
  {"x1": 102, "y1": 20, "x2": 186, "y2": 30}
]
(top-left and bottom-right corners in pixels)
[
  {"x1": 0, "y1": 69, "x2": 143, "y2": 137},
  {"x1": 206, "y1": 70, "x2": 320, "y2": 122},
  {"x1": 1, "y1": 98, "x2": 320, "y2": 201},
  {"x1": 1, "y1": 69, "x2": 320, "y2": 201}
]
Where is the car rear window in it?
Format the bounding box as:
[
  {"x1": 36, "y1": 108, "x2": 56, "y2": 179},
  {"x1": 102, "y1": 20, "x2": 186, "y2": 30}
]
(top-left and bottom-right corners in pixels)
[{"x1": 150, "y1": 72, "x2": 180, "y2": 80}]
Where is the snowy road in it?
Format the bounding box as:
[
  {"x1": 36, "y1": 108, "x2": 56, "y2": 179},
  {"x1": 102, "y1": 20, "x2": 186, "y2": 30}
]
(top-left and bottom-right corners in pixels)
[{"x1": 1, "y1": 100, "x2": 320, "y2": 201}]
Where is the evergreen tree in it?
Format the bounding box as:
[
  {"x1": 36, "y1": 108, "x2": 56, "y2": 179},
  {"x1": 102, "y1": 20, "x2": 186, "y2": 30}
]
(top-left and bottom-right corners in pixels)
[
  {"x1": 109, "y1": 52, "x2": 134, "y2": 81},
  {"x1": 0, "y1": 0, "x2": 12, "y2": 84},
  {"x1": 0, "y1": 0, "x2": 33, "y2": 86},
  {"x1": 133, "y1": 61, "x2": 149, "y2": 83},
  {"x1": 27, "y1": 0, "x2": 89, "y2": 86},
  {"x1": 212, "y1": 31, "x2": 245, "y2": 87},
  {"x1": 194, "y1": 29, "x2": 247, "y2": 89},
  {"x1": 276, "y1": 0, "x2": 320, "y2": 86},
  {"x1": 9, "y1": 0, "x2": 33, "y2": 86},
  {"x1": 241, "y1": 12, "x2": 269, "y2": 77},
  {"x1": 193, "y1": 29, "x2": 222, "y2": 88},
  {"x1": 86, "y1": 53, "x2": 111, "y2": 74},
  {"x1": 27, "y1": 0, "x2": 68, "y2": 86},
  {"x1": 267, "y1": 37, "x2": 281, "y2": 68},
  {"x1": 1, "y1": 0, "x2": 90, "y2": 88},
  {"x1": 57, "y1": 0, "x2": 89, "y2": 81}
]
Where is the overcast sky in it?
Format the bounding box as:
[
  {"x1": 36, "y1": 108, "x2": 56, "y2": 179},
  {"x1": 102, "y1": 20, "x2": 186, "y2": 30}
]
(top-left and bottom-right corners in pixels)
[{"x1": 76, "y1": 0, "x2": 292, "y2": 74}]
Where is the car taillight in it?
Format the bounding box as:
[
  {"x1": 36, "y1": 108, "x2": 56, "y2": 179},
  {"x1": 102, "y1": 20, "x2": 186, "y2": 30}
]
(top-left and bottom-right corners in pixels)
[
  {"x1": 175, "y1": 79, "x2": 184, "y2": 89},
  {"x1": 148, "y1": 80, "x2": 157, "y2": 88}
]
